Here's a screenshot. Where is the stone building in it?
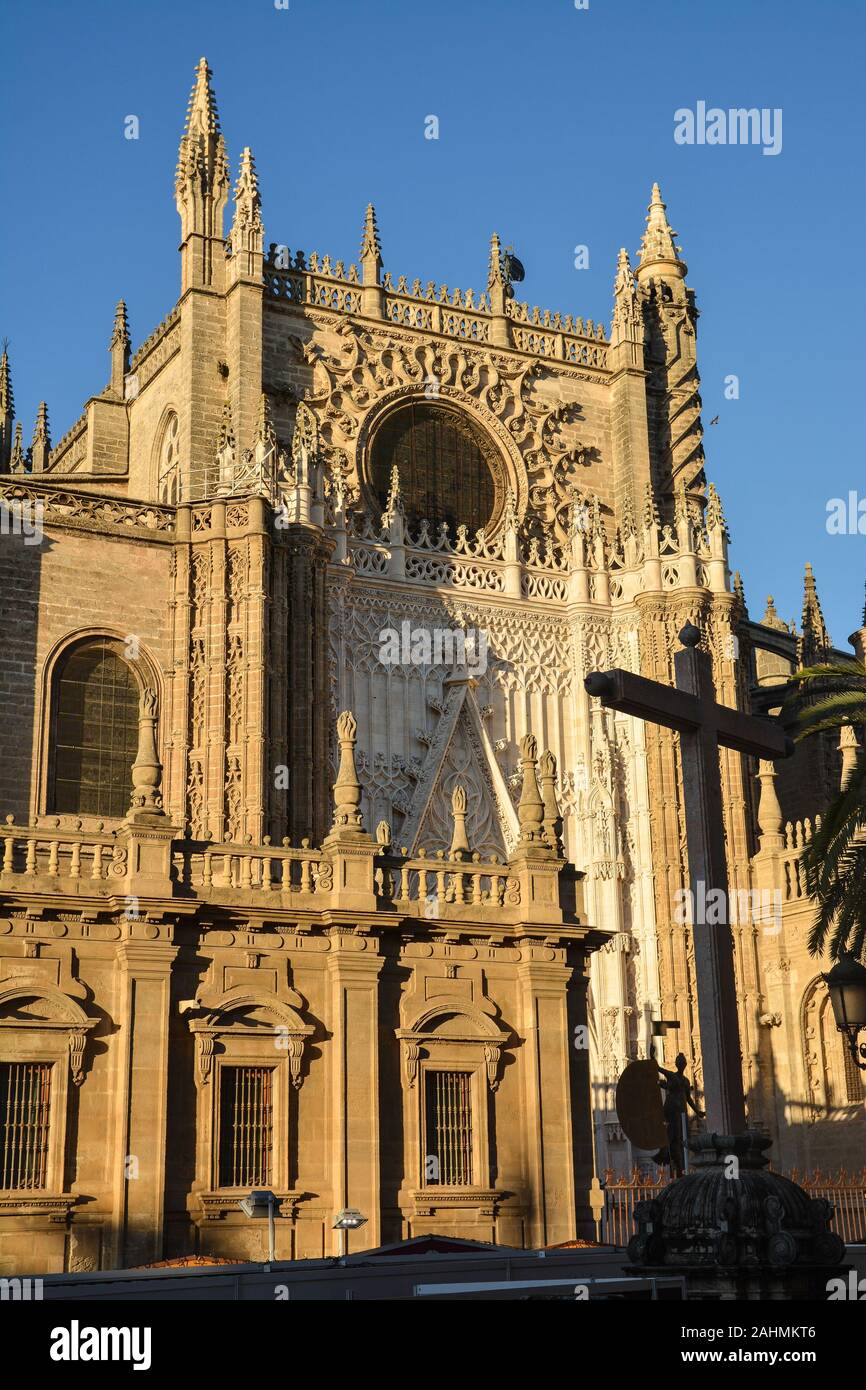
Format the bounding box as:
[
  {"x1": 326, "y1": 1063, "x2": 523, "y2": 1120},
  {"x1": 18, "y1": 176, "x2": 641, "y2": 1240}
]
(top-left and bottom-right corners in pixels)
[{"x1": 0, "y1": 58, "x2": 861, "y2": 1276}]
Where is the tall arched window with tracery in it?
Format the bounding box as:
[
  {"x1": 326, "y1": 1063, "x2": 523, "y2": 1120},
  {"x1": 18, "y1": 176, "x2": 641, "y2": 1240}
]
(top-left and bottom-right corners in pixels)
[
  {"x1": 158, "y1": 412, "x2": 180, "y2": 505},
  {"x1": 49, "y1": 640, "x2": 140, "y2": 819}
]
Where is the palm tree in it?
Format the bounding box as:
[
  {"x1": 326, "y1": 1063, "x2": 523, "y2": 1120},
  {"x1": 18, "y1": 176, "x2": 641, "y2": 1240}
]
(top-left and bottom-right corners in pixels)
[{"x1": 781, "y1": 659, "x2": 866, "y2": 958}]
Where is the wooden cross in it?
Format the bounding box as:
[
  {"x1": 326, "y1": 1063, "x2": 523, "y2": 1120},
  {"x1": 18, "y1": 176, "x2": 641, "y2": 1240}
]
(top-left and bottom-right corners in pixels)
[{"x1": 585, "y1": 622, "x2": 793, "y2": 1136}]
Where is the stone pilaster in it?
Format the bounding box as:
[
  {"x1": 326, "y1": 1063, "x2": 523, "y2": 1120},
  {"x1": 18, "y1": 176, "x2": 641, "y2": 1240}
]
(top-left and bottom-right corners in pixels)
[
  {"x1": 109, "y1": 929, "x2": 178, "y2": 1269},
  {"x1": 325, "y1": 933, "x2": 385, "y2": 1252}
]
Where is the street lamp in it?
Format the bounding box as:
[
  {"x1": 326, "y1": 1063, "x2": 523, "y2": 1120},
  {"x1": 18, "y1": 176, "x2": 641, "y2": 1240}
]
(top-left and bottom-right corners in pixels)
[
  {"x1": 823, "y1": 952, "x2": 866, "y2": 1071},
  {"x1": 333, "y1": 1207, "x2": 367, "y2": 1258},
  {"x1": 238, "y1": 1189, "x2": 278, "y2": 1264}
]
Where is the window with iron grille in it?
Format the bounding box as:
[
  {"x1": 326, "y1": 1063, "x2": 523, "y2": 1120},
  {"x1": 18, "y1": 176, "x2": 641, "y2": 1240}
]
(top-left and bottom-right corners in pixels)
[
  {"x1": 51, "y1": 640, "x2": 140, "y2": 819},
  {"x1": 369, "y1": 402, "x2": 497, "y2": 535},
  {"x1": 0, "y1": 1062, "x2": 51, "y2": 1190},
  {"x1": 424, "y1": 1070, "x2": 473, "y2": 1187},
  {"x1": 218, "y1": 1067, "x2": 273, "y2": 1189}
]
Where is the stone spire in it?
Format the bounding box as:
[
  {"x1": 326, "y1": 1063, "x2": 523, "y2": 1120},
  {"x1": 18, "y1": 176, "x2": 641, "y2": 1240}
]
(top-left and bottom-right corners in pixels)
[
  {"x1": 486, "y1": 231, "x2": 511, "y2": 345},
  {"x1": 642, "y1": 479, "x2": 661, "y2": 533},
  {"x1": 29, "y1": 402, "x2": 51, "y2": 473},
  {"x1": 706, "y1": 482, "x2": 728, "y2": 539},
  {"x1": 732, "y1": 571, "x2": 748, "y2": 617},
  {"x1": 610, "y1": 247, "x2": 642, "y2": 358},
  {"x1": 228, "y1": 146, "x2": 264, "y2": 280},
  {"x1": 109, "y1": 300, "x2": 131, "y2": 397},
  {"x1": 634, "y1": 183, "x2": 704, "y2": 508},
  {"x1": 381, "y1": 464, "x2": 405, "y2": 526},
  {"x1": 636, "y1": 183, "x2": 685, "y2": 277},
  {"x1": 0, "y1": 342, "x2": 13, "y2": 469},
  {"x1": 9, "y1": 422, "x2": 27, "y2": 473},
  {"x1": 797, "y1": 562, "x2": 831, "y2": 667},
  {"x1": 175, "y1": 57, "x2": 230, "y2": 292},
  {"x1": 359, "y1": 204, "x2": 384, "y2": 318},
  {"x1": 487, "y1": 232, "x2": 505, "y2": 291}
]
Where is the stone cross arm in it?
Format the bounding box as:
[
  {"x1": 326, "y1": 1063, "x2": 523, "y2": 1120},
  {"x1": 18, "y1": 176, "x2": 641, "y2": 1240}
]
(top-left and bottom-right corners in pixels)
[{"x1": 584, "y1": 668, "x2": 794, "y2": 762}]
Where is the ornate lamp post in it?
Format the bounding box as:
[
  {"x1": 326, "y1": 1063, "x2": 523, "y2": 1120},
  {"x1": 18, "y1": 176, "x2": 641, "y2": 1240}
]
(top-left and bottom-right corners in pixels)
[{"x1": 823, "y1": 953, "x2": 866, "y2": 1071}]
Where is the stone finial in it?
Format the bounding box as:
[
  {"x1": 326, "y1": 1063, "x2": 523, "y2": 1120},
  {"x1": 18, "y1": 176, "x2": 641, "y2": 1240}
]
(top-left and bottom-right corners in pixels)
[
  {"x1": 331, "y1": 710, "x2": 364, "y2": 832},
  {"x1": 761, "y1": 594, "x2": 787, "y2": 633},
  {"x1": 620, "y1": 488, "x2": 637, "y2": 542},
  {"x1": 233, "y1": 147, "x2": 262, "y2": 227},
  {"x1": 449, "y1": 783, "x2": 471, "y2": 859},
  {"x1": 517, "y1": 734, "x2": 545, "y2": 843},
  {"x1": 382, "y1": 463, "x2": 404, "y2": 525},
  {"x1": 706, "y1": 482, "x2": 729, "y2": 539},
  {"x1": 642, "y1": 479, "x2": 660, "y2": 533},
  {"x1": 109, "y1": 300, "x2": 131, "y2": 396},
  {"x1": 502, "y1": 487, "x2": 518, "y2": 533},
  {"x1": 538, "y1": 749, "x2": 564, "y2": 855},
  {"x1": 291, "y1": 400, "x2": 318, "y2": 481},
  {"x1": 360, "y1": 204, "x2": 382, "y2": 272},
  {"x1": 733, "y1": 570, "x2": 748, "y2": 615},
  {"x1": 128, "y1": 687, "x2": 165, "y2": 821},
  {"x1": 755, "y1": 759, "x2": 784, "y2": 849},
  {"x1": 9, "y1": 421, "x2": 27, "y2": 473},
  {"x1": 797, "y1": 562, "x2": 831, "y2": 668},
  {"x1": 487, "y1": 232, "x2": 506, "y2": 290},
  {"x1": 610, "y1": 247, "x2": 642, "y2": 353},
  {"x1": 29, "y1": 402, "x2": 51, "y2": 473},
  {"x1": 376, "y1": 819, "x2": 392, "y2": 848},
  {"x1": 637, "y1": 181, "x2": 683, "y2": 274},
  {"x1": 839, "y1": 725, "x2": 860, "y2": 791},
  {"x1": 229, "y1": 147, "x2": 264, "y2": 276},
  {"x1": 0, "y1": 341, "x2": 12, "y2": 470}
]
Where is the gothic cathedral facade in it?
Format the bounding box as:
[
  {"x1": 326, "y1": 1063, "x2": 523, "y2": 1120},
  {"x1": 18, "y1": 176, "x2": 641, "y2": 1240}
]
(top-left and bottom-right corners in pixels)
[{"x1": 0, "y1": 59, "x2": 861, "y2": 1275}]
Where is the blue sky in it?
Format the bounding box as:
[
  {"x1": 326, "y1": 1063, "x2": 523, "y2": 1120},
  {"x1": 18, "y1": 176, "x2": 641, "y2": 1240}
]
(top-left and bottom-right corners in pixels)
[{"x1": 1, "y1": 0, "x2": 864, "y2": 643}]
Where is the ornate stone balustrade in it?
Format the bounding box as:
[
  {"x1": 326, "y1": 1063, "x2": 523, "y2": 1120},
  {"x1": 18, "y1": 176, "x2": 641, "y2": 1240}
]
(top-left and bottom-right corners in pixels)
[
  {"x1": 0, "y1": 480, "x2": 176, "y2": 537},
  {"x1": 375, "y1": 848, "x2": 519, "y2": 917},
  {"x1": 0, "y1": 818, "x2": 126, "y2": 889},
  {"x1": 172, "y1": 838, "x2": 333, "y2": 899},
  {"x1": 262, "y1": 244, "x2": 608, "y2": 366},
  {"x1": 780, "y1": 815, "x2": 821, "y2": 903}
]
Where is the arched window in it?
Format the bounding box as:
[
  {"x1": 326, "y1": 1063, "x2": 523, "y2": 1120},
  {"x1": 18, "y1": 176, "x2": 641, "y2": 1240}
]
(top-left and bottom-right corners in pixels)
[
  {"x1": 158, "y1": 412, "x2": 180, "y2": 505},
  {"x1": 50, "y1": 641, "x2": 140, "y2": 818},
  {"x1": 803, "y1": 978, "x2": 864, "y2": 1109},
  {"x1": 369, "y1": 402, "x2": 498, "y2": 534}
]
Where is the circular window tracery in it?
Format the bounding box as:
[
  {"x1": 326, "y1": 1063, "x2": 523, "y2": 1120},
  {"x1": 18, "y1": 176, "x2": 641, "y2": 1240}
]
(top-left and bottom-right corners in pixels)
[{"x1": 368, "y1": 402, "x2": 500, "y2": 534}]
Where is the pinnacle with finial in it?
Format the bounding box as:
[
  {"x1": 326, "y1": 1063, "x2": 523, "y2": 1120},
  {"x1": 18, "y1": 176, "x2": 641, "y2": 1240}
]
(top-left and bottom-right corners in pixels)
[
  {"x1": 360, "y1": 203, "x2": 382, "y2": 263},
  {"x1": 0, "y1": 341, "x2": 12, "y2": 418},
  {"x1": 488, "y1": 232, "x2": 506, "y2": 290},
  {"x1": 643, "y1": 480, "x2": 660, "y2": 532},
  {"x1": 637, "y1": 181, "x2": 682, "y2": 270},
  {"x1": 31, "y1": 401, "x2": 50, "y2": 446}
]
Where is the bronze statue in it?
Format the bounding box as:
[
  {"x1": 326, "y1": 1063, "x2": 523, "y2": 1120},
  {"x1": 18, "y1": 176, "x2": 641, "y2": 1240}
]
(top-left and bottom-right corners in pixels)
[{"x1": 651, "y1": 1051, "x2": 704, "y2": 1178}]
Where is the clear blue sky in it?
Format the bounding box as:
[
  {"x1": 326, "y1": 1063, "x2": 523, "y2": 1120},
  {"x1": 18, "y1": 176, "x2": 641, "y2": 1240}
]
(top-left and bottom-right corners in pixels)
[{"x1": 2, "y1": 0, "x2": 863, "y2": 644}]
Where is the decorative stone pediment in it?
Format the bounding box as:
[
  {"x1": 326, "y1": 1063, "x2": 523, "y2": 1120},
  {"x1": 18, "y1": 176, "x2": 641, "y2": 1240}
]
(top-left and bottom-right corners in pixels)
[
  {"x1": 0, "y1": 981, "x2": 98, "y2": 1087},
  {"x1": 181, "y1": 967, "x2": 313, "y2": 1089},
  {"x1": 396, "y1": 971, "x2": 511, "y2": 1091}
]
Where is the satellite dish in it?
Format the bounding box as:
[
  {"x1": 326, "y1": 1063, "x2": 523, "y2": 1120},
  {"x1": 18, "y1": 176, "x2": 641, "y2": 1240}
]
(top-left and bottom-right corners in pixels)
[{"x1": 503, "y1": 250, "x2": 525, "y2": 284}]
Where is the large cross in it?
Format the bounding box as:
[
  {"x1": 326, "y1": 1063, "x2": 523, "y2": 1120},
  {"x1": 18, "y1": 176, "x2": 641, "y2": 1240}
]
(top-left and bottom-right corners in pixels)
[{"x1": 585, "y1": 622, "x2": 794, "y2": 1136}]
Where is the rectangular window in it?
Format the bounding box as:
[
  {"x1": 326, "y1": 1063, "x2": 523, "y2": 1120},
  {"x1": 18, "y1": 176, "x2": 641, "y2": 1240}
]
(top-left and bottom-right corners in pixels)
[
  {"x1": 425, "y1": 1070, "x2": 473, "y2": 1186},
  {"x1": 0, "y1": 1062, "x2": 51, "y2": 1190},
  {"x1": 218, "y1": 1067, "x2": 273, "y2": 1189}
]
